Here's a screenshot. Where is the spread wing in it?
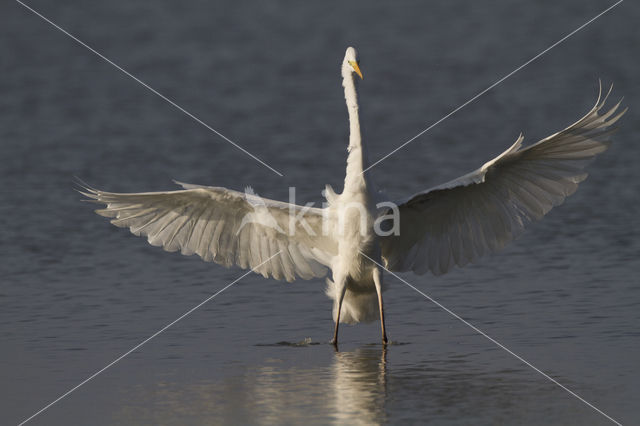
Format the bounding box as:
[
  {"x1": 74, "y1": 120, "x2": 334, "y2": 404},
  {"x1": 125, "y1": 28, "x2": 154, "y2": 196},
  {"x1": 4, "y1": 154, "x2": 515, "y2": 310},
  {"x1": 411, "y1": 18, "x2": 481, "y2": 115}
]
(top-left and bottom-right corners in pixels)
[
  {"x1": 81, "y1": 182, "x2": 337, "y2": 282},
  {"x1": 381, "y1": 85, "x2": 626, "y2": 276}
]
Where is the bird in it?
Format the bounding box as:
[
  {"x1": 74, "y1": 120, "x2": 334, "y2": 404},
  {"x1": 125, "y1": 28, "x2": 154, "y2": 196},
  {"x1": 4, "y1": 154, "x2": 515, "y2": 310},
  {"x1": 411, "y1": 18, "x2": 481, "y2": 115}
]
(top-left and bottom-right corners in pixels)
[{"x1": 80, "y1": 46, "x2": 626, "y2": 346}]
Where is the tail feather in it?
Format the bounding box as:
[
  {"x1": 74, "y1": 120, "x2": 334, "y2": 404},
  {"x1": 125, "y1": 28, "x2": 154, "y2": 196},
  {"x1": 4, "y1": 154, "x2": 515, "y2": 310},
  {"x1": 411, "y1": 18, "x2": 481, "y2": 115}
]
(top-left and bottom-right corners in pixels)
[{"x1": 325, "y1": 278, "x2": 378, "y2": 324}]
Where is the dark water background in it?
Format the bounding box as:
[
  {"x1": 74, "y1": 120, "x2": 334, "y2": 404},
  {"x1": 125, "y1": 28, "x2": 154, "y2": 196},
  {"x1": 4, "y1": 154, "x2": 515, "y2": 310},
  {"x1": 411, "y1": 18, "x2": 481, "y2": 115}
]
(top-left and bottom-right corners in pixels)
[{"x1": 2, "y1": 1, "x2": 639, "y2": 424}]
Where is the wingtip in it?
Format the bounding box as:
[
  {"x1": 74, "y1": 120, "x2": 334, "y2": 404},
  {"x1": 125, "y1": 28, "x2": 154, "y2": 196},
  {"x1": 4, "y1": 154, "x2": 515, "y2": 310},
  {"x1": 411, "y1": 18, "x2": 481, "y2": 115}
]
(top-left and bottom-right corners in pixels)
[
  {"x1": 595, "y1": 80, "x2": 614, "y2": 110},
  {"x1": 607, "y1": 105, "x2": 629, "y2": 127},
  {"x1": 72, "y1": 176, "x2": 100, "y2": 199}
]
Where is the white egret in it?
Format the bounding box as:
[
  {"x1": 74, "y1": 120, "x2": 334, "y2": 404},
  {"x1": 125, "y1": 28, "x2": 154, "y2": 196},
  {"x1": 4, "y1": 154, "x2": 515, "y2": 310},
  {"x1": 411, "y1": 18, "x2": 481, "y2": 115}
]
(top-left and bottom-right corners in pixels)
[{"x1": 81, "y1": 47, "x2": 626, "y2": 346}]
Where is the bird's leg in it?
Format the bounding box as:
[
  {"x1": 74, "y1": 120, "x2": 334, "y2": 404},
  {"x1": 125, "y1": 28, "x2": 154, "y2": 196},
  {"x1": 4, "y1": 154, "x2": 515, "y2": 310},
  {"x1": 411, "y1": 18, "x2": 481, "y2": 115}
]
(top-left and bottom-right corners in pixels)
[
  {"x1": 331, "y1": 277, "x2": 348, "y2": 347},
  {"x1": 373, "y1": 267, "x2": 388, "y2": 345}
]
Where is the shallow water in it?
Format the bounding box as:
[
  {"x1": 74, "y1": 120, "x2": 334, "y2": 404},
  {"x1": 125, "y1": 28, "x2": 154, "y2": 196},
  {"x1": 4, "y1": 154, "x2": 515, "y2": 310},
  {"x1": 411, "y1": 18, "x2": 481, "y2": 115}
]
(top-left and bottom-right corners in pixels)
[{"x1": 2, "y1": 1, "x2": 639, "y2": 425}]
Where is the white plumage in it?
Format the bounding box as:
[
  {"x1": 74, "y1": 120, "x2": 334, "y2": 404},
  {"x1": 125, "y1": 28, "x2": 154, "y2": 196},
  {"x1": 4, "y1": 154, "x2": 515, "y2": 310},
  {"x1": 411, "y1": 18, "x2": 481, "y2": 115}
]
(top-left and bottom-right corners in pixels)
[{"x1": 81, "y1": 46, "x2": 626, "y2": 345}]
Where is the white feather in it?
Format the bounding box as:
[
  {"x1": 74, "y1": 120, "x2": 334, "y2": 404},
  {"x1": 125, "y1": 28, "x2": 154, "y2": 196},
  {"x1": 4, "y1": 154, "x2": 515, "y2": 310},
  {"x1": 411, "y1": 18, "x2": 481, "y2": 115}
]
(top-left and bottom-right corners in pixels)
[{"x1": 381, "y1": 84, "x2": 626, "y2": 275}]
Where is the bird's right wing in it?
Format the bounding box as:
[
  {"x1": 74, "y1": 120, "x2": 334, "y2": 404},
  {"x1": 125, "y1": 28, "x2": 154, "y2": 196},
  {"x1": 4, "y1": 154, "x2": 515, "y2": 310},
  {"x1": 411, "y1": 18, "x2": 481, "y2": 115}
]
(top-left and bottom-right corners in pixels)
[
  {"x1": 81, "y1": 182, "x2": 338, "y2": 282},
  {"x1": 380, "y1": 85, "x2": 626, "y2": 276}
]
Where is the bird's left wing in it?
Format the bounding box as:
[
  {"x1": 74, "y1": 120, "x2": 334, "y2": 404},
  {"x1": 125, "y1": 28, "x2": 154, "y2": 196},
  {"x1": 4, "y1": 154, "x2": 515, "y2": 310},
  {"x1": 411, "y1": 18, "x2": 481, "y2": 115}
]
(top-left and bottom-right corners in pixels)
[
  {"x1": 380, "y1": 86, "x2": 626, "y2": 276},
  {"x1": 81, "y1": 182, "x2": 337, "y2": 282}
]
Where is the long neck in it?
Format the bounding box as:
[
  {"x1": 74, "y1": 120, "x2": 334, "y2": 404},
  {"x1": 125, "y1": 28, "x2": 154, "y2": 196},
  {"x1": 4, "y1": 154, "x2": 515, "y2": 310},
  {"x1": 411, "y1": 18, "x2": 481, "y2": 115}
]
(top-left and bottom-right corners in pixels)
[{"x1": 342, "y1": 69, "x2": 369, "y2": 193}]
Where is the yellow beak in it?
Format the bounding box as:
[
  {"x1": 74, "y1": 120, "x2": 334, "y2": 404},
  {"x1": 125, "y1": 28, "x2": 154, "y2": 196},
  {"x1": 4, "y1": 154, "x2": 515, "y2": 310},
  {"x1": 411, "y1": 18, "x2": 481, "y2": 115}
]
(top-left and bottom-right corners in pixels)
[{"x1": 348, "y1": 61, "x2": 363, "y2": 79}]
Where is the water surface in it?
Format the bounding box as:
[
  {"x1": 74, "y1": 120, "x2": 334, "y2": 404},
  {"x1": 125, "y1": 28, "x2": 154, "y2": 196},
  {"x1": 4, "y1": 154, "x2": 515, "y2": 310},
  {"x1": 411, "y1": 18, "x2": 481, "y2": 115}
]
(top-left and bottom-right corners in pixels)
[{"x1": 2, "y1": 1, "x2": 639, "y2": 424}]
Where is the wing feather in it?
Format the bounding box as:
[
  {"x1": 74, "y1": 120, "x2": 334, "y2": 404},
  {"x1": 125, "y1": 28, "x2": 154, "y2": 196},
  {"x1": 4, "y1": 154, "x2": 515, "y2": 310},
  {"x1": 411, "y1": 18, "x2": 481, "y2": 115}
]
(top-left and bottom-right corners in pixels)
[
  {"x1": 382, "y1": 85, "x2": 626, "y2": 275},
  {"x1": 81, "y1": 185, "x2": 337, "y2": 282}
]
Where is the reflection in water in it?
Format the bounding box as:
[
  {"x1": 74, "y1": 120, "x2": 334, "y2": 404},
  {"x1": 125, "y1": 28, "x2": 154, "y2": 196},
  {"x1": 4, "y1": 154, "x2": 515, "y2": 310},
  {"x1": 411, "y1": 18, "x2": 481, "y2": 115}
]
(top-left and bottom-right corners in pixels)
[
  {"x1": 114, "y1": 346, "x2": 544, "y2": 425},
  {"x1": 241, "y1": 346, "x2": 388, "y2": 425},
  {"x1": 114, "y1": 346, "x2": 389, "y2": 425},
  {"x1": 330, "y1": 346, "x2": 387, "y2": 425}
]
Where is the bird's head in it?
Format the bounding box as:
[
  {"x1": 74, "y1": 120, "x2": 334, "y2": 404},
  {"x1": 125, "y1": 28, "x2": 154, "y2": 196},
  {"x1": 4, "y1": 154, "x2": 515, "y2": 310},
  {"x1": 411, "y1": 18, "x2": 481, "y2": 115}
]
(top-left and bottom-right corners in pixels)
[{"x1": 343, "y1": 47, "x2": 363, "y2": 79}]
